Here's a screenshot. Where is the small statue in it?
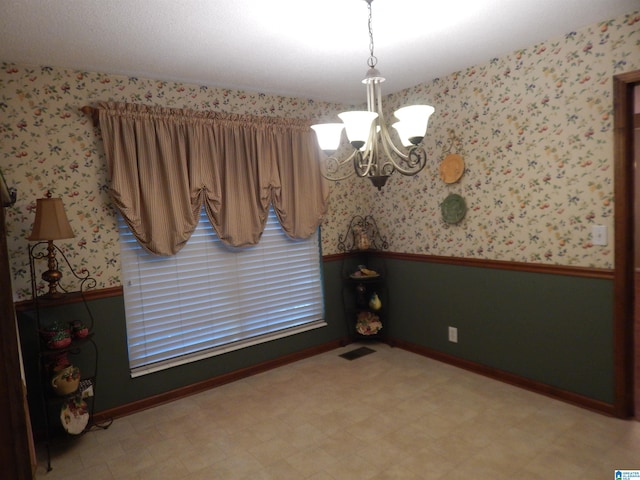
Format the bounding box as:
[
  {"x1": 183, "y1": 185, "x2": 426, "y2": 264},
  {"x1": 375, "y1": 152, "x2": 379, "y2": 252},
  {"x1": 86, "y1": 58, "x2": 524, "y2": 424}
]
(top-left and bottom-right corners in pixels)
[
  {"x1": 369, "y1": 292, "x2": 382, "y2": 311},
  {"x1": 353, "y1": 225, "x2": 370, "y2": 250}
]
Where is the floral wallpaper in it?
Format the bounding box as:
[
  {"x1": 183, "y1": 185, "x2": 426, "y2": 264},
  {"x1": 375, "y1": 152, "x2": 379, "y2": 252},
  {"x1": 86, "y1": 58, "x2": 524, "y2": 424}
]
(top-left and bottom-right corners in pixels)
[
  {"x1": 1, "y1": 9, "x2": 639, "y2": 301},
  {"x1": 369, "y1": 10, "x2": 640, "y2": 266},
  {"x1": 0, "y1": 67, "x2": 349, "y2": 301}
]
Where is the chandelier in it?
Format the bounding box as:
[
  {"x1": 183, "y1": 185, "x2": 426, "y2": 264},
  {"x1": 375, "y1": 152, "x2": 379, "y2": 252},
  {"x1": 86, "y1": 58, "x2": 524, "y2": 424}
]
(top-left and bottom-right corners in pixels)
[{"x1": 311, "y1": 0, "x2": 435, "y2": 190}]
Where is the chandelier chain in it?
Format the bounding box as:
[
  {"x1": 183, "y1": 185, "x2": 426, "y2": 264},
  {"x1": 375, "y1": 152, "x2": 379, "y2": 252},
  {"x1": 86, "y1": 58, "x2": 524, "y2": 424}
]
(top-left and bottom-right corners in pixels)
[{"x1": 366, "y1": 0, "x2": 377, "y2": 69}]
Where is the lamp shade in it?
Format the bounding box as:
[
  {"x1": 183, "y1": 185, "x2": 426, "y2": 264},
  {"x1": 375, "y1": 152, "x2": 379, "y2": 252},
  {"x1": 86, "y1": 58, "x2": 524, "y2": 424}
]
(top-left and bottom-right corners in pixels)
[
  {"x1": 393, "y1": 105, "x2": 435, "y2": 143},
  {"x1": 338, "y1": 111, "x2": 378, "y2": 149},
  {"x1": 311, "y1": 123, "x2": 344, "y2": 151},
  {"x1": 28, "y1": 197, "x2": 75, "y2": 240},
  {"x1": 392, "y1": 121, "x2": 415, "y2": 147}
]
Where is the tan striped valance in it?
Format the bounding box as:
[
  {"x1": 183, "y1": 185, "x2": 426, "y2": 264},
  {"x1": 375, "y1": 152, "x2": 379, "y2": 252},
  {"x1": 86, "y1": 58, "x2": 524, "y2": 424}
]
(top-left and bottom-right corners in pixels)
[{"x1": 94, "y1": 102, "x2": 329, "y2": 255}]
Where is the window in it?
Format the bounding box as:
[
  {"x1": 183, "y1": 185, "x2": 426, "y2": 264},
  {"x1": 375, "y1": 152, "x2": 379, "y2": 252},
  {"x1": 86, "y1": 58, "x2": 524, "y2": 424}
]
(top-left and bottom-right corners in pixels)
[{"x1": 119, "y1": 207, "x2": 326, "y2": 377}]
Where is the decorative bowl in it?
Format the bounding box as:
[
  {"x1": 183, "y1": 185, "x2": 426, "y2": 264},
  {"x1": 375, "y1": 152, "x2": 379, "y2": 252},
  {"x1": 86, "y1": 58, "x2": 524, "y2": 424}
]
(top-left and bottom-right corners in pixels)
[
  {"x1": 70, "y1": 320, "x2": 89, "y2": 339},
  {"x1": 47, "y1": 330, "x2": 72, "y2": 349},
  {"x1": 51, "y1": 365, "x2": 80, "y2": 396}
]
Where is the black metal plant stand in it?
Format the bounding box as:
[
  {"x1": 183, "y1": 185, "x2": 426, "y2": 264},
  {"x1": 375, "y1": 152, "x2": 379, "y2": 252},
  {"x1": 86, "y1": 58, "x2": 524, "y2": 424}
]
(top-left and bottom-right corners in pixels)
[
  {"x1": 339, "y1": 216, "x2": 389, "y2": 342},
  {"x1": 28, "y1": 241, "x2": 112, "y2": 472}
]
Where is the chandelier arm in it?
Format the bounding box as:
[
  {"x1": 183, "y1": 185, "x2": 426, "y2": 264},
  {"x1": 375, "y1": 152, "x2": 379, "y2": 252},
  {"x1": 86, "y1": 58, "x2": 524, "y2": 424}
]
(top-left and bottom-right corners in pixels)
[
  {"x1": 391, "y1": 145, "x2": 428, "y2": 176},
  {"x1": 321, "y1": 167, "x2": 355, "y2": 182},
  {"x1": 353, "y1": 119, "x2": 380, "y2": 177},
  {"x1": 355, "y1": 150, "x2": 374, "y2": 177},
  {"x1": 370, "y1": 80, "x2": 410, "y2": 161},
  {"x1": 377, "y1": 124, "x2": 427, "y2": 175},
  {"x1": 378, "y1": 122, "x2": 409, "y2": 159},
  {"x1": 320, "y1": 150, "x2": 359, "y2": 181}
]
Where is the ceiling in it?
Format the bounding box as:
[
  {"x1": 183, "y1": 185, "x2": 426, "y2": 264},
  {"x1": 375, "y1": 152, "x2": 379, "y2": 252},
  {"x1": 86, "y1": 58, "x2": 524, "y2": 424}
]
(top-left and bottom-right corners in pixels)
[{"x1": 0, "y1": 0, "x2": 637, "y2": 104}]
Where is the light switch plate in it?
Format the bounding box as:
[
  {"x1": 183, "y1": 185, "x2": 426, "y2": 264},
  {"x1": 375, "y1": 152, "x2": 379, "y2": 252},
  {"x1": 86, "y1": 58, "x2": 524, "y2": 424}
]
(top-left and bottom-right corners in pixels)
[{"x1": 592, "y1": 225, "x2": 607, "y2": 246}]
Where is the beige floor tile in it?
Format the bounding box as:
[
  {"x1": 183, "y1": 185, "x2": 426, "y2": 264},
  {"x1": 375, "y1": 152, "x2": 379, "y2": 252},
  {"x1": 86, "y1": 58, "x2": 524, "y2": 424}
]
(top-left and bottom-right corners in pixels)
[
  {"x1": 128, "y1": 455, "x2": 189, "y2": 480},
  {"x1": 372, "y1": 463, "x2": 426, "y2": 480},
  {"x1": 323, "y1": 452, "x2": 381, "y2": 480},
  {"x1": 306, "y1": 472, "x2": 339, "y2": 480},
  {"x1": 285, "y1": 448, "x2": 338, "y2": 477},
  {"x1": 208, "y1": 451, "x2": 264, "y2": 479},
  {"x1": 396, "y1": 445, "x2": 458, "y2": 480},
  {"x1": 351, "y1": 437, "x2": 406, "y2": 471},
  {"x1": 35, "y1": 343, "x2": 640, "y2": 479},
  {"x1": 176, "y1": 441, "x2": 228, "y2": 473},
  {"x1": 239, "y1": 458, "x2": 306, "y2": 480},
  {"x1": 105, "y1": 447, "x2": 156, "y2": 479},
  {"x1": 247, "y1": 436, "x2": 299, "y2": 467},
  {"x1": 59, "y1": 463, "x2": 115, "y2": 480}
]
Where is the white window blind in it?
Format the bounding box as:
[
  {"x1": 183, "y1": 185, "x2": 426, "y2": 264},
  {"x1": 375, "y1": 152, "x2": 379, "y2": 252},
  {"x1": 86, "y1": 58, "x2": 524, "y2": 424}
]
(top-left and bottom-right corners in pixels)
[{"x1": 119, "y1": 207, "x2": 326, "y2": 377}]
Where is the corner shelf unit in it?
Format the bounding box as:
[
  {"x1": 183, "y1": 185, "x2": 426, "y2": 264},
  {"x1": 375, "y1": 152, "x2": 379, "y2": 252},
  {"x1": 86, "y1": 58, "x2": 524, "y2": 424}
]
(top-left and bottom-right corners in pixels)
[
  {"x1": 28, "y1": 241, "x2": 111, "y2": 472},
  {"x1": 339, "y1": 216, "x2": 389, "y2": 342}
]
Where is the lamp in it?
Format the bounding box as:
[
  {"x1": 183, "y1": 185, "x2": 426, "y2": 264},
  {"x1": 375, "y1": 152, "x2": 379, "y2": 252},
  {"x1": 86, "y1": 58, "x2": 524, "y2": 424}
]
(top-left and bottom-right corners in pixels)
[
  {"x1": 311, "y1": 0, "x2": 435, "y2": 190},
  {"x1": 28, "y1": 192, "x2": 75, "y2": 297}
]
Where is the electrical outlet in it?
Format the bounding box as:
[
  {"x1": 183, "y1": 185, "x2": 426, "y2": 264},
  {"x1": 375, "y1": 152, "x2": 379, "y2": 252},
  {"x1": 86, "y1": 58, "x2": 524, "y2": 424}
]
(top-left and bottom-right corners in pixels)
[{"x1": 448, "y1": 326, "x2": 458, "y2": 343}]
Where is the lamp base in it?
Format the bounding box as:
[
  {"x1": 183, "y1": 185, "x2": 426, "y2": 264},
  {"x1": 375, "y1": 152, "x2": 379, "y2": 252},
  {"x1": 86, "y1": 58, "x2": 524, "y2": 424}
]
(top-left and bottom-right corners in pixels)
[{"x1": 42, "y1": 268, "x2": 64, "y2": 298}]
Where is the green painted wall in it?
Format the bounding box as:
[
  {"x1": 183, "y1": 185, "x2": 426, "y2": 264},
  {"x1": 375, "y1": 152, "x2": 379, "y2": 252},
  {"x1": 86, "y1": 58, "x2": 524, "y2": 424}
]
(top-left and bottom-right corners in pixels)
[
  {"x1": 384, "y1": 258, "x2": 615, "y2": 403},
  {"x1": 18, "y1": 260, "x2": 347, "y2": 429},
  {"x1": 18, "y1": 256, "x2": 615, "y2": 431}
]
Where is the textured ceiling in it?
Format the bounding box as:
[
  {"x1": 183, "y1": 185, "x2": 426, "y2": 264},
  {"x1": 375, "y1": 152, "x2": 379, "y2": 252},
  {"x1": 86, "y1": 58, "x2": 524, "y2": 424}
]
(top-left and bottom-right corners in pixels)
[{"x1": 0, "y1": 0, "x2": 637, "y2": 104}]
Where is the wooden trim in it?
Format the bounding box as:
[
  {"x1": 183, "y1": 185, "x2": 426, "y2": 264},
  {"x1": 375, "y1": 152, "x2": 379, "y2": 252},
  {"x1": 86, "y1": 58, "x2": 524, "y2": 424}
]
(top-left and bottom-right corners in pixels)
[
  {"x1": 91, "y1": 334, "x2": 617, "y2": 424},
  {"x1": 80, "y1": 105, "x2": 99, "y2": 127},
  {"x1": 322, "y1": 253, "x2": 344, "y2": 263},
  {"x1": 325, "y1": 251, "x2": 613, "y2": 280},
  {"x1": 14, "y1": 285, "x2": 123, "y2": 312},
  {"x1": 16, "y1": 252, "x2": 608, "y2": 312},
  {"x1": 389, "y1": 337, "x2": 616, "y2": 416},
  {"x1": 14, "y1": 255, "x2": 343, "y2": 308},
  {"x1": 612, "y1": 70, "x2": 640, "y2": 418},
  {"x1": 92, "y1": 339, "x2": 346, "y2": 423},
  {"x1": 0, "y1": 206, "x2": 36, "y2": 479}
]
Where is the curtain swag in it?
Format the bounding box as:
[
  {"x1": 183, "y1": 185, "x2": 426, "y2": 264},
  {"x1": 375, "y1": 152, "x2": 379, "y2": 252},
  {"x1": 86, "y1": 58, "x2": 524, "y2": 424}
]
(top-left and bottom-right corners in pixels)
[{"x1": 92, "y1": 102, "x2": 329, "y2": 256}]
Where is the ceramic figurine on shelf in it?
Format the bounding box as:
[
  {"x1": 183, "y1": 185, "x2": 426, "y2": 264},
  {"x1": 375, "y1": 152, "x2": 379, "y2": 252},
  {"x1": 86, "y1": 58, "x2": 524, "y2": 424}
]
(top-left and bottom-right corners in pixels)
[
  {"x1": 70, "y1": 320, "x2": 89, "y2": 339},
  {"x1": 353, "y1": 225, "x2": 370, "y2": 250},
  {"x1": 51, "y1": 365, "x2": 80, "y2": 396},
  {"x1": 369, "y1": 292, "x2": 382, "y2": 311}
]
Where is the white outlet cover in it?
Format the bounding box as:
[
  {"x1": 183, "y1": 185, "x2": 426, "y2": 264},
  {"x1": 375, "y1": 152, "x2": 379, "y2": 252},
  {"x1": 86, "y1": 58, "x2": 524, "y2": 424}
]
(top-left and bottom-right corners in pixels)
[{"x1": 448, "y1": 326, "x2": 458, "y2": 343}]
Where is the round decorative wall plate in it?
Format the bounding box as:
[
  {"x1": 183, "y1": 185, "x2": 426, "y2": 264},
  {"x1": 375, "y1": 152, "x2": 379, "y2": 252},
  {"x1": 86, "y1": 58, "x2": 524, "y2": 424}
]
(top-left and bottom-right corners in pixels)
[
  {"x1": 439, "y1": 154, "x2": 465, "y2": 184},
  {"x1": 441, "y1": 194, "x2": 467, "y2": 224},
  {"x1": 60, "y1": 398, "x2": 89, "y2": 435}
]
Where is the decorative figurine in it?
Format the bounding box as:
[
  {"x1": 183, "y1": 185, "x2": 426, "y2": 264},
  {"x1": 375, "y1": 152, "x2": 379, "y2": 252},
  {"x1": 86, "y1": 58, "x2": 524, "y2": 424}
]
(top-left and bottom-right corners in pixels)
[{"x1": 369, "y1": 292, "x2": 382, "y2": 311}]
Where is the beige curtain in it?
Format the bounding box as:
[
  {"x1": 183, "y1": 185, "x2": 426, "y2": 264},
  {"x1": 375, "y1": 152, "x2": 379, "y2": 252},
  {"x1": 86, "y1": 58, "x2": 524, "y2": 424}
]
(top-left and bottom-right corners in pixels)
[{"x1": 97, "y1": 102, "x2": 328, "y2": 255}]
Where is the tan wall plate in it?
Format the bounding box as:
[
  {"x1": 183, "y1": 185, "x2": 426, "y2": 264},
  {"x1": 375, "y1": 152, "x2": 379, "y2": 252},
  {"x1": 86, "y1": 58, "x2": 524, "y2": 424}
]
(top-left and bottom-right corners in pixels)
[{"x1": 439, "y1": 153, "x2": 465, "y2": 184}]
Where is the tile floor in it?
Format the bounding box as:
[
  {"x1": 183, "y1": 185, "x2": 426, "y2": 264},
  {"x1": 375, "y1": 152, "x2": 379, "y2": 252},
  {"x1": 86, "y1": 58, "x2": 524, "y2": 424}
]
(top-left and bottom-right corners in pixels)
[{"x1": 36, "y1": 343, "x2": 640, "y2": 479}]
